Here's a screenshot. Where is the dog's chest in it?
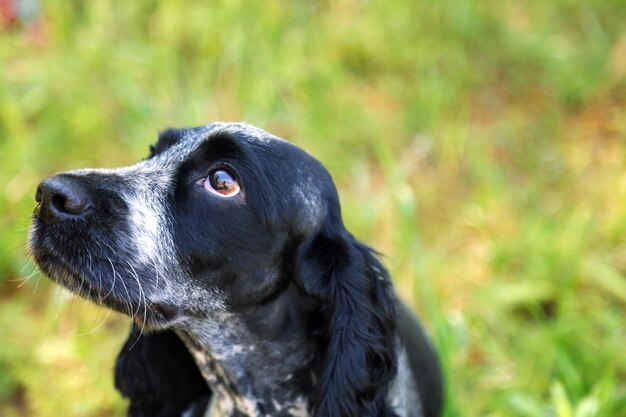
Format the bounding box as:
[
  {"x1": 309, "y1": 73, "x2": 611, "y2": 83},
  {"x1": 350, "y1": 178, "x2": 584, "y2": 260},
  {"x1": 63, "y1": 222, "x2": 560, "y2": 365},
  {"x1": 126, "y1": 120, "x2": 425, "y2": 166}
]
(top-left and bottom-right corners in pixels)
[{"x1": 175, "y1": 324, "x2": 313, "y2": 417}]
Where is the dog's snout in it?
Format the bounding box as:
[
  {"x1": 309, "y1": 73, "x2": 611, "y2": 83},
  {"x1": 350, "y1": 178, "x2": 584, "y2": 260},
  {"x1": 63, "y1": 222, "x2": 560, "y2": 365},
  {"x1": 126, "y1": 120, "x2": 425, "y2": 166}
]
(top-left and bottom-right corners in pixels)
[{"x1": 35, "y1": 176, "x2": 92, "y2": 223}]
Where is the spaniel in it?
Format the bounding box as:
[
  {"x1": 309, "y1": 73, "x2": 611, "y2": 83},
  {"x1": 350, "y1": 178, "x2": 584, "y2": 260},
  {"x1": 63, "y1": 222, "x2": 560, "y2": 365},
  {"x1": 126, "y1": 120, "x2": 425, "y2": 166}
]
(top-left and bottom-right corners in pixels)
[{"x1": 29, "y1": 123, "x2": 443, "y2": 417}]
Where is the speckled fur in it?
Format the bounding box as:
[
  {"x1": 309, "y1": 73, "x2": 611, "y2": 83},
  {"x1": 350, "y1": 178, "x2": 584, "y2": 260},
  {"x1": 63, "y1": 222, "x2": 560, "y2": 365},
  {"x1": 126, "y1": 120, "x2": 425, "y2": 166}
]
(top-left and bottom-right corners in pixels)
[{"x1": 30, "y1": 122, "x2": 443, "y2": 417}]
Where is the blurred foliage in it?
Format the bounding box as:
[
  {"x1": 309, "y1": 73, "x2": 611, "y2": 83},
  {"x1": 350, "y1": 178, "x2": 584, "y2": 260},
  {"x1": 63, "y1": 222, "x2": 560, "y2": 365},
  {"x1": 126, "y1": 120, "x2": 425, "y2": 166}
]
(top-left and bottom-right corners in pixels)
[{"x1": 1, "y1": 0, "x2": 626, "y2": 416}]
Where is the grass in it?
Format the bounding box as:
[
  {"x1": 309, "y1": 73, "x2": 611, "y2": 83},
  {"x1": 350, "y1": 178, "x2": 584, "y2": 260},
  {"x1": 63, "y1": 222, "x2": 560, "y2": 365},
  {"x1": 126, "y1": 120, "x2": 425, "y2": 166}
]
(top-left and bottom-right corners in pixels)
[{"x1": 1, "y1": 0, "x2": 625, "y2": 415}]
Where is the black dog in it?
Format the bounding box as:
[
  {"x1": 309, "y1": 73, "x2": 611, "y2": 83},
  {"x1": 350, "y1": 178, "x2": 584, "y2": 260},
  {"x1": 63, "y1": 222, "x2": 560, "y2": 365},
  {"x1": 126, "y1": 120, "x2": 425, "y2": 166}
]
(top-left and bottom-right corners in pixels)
[{"x1": 29, "y1": 123, "x2": 443, "y2": 417}]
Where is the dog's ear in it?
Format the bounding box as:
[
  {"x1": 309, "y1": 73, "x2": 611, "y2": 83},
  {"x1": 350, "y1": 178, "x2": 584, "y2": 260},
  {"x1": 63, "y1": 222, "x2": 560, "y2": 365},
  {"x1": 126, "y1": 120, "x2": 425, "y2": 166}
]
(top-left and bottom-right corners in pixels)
[
  {"x1": 297, "y1": 217, "x2": 398, "y2": 417},
  {"x1": 148, "y1": 128, "x2": 183, "y2": 158},
  {"x1": 114, "y1": 325, "x2": 211, "y2": 417}
]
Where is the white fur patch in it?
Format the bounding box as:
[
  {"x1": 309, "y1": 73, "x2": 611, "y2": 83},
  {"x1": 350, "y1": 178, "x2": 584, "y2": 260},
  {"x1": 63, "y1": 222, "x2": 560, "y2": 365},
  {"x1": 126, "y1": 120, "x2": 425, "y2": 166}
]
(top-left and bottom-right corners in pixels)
[
  {"x1": 286, "y1": 397, "x2": 310, "y2": 417},
  {"x1": 293, "y1": 182, "x2": 323, "y2": 229},
  {"x1": 387, "y1": 346, "x2": 423, "y2": 417}
]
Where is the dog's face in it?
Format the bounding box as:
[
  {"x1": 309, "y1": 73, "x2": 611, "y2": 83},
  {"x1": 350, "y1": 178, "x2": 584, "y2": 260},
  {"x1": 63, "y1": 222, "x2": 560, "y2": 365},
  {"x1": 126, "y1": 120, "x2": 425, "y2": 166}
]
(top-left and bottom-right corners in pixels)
[
  {"x1": 29, "y1": 123, "x2": 336, "y2": 328},
  {"x1": 31, "y1": 122, "x2": 402, "y2": 417}
]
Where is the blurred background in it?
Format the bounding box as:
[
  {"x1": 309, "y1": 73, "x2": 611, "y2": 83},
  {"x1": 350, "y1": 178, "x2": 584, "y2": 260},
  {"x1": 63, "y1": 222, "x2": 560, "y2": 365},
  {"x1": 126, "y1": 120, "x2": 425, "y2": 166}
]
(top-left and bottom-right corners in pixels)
[{"x1": 1, "y1": 0, "x2": 625, "y2": 416}]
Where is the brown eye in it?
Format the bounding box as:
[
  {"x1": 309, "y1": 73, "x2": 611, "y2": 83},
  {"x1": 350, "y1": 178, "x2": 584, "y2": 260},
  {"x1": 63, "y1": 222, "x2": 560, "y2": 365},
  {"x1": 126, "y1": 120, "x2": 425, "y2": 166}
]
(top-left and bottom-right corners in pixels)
[{"x1": 203, "y1": 169, "x2": 240, "y2": 197}]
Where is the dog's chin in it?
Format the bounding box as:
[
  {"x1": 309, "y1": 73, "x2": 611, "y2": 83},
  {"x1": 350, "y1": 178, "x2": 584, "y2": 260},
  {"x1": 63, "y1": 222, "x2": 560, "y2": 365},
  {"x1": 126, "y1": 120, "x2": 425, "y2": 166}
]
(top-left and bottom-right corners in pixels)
[
  {"x1": 32, "y1": 249, "x2": 101, "y2": 300},
  {"x1": 30, "y1": 246, "x2": 181, "y2": 330},
  {"x1": 133, "y1": 304, "x2": 182, "y2": 331}
]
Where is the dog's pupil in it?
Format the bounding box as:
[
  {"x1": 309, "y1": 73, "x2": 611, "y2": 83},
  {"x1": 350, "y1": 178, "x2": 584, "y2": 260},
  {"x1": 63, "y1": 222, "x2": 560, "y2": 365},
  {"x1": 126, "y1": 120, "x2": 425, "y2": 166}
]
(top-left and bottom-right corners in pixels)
[{"x1": 212, "y1": 170, "x2": 235, "y2": 192}]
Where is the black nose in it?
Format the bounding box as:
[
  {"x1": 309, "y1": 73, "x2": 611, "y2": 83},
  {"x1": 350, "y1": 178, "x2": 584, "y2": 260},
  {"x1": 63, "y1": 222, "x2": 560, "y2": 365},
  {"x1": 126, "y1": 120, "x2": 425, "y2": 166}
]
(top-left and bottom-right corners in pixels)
[{"x1": 35, "y1": 175, "x2": 92, "y2": 223}]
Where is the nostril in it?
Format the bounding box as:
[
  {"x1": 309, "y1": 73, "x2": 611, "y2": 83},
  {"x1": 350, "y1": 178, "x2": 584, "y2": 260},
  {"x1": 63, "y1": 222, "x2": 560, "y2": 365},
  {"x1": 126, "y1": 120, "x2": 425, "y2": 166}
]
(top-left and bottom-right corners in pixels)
[
  {"x1": 50, "y1": 188, "x2": 89, "y2": 215},
  {"x1": 36, "y1": 176, "x2": 92, "y2": 222},
  {"x1": 35, "y1": 184, "x2": 42, "y2": 203}
]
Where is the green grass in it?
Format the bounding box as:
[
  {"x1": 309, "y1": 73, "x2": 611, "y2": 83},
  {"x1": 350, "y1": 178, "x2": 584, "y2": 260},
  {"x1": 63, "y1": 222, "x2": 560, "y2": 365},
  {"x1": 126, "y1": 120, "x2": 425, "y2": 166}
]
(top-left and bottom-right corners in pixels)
[{"x1": 1, "y1": 0, "x2": 625, "y2": 415}]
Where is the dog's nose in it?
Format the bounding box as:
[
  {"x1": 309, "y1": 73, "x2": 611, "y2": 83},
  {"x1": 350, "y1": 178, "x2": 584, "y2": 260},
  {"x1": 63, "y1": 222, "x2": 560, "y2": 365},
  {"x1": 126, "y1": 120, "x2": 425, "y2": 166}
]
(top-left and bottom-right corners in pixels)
[{"x1": 35, "y1": 175, "x2": 92, "y2": 223}]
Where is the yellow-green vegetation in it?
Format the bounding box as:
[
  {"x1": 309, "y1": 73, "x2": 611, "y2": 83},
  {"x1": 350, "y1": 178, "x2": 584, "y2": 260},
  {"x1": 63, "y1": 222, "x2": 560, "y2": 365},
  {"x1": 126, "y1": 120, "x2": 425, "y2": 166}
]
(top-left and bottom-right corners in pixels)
[{"x1": 1, "y1": 1, "x2": 625, "y2": 416}]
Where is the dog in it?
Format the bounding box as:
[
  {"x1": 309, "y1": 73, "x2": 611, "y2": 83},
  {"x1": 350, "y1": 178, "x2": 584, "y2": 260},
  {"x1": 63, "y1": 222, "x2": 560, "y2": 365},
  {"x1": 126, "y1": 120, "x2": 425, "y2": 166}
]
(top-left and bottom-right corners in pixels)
[{"x1": 29, "y1": 122, "x2": 443, "y2": 417}]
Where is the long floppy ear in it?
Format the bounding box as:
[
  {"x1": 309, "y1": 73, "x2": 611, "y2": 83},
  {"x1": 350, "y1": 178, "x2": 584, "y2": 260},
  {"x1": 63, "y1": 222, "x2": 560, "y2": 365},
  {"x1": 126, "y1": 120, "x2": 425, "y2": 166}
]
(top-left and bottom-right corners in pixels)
[
  {"x1": 114, "y1": 325, "x2": 211, "y2": 417},
  {"x1": 297, "y1": 217, "x2": 398, "y2": 417}
]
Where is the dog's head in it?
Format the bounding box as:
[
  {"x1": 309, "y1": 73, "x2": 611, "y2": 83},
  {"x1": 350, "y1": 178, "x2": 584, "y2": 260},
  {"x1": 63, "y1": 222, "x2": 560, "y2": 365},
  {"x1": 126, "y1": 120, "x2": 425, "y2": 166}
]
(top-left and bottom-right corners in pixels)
[
  {"x1": 30, "y1": 122, "x2": 397, "y2": 416},
  {"x1": 30, "y1": 123, "x2": 330, "y2": 323}
]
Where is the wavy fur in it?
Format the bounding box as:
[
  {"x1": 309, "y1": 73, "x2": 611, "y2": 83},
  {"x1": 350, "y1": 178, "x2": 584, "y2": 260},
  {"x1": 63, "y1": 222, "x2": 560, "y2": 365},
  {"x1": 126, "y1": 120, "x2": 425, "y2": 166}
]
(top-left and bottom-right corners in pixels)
[{"x1": 297, "y1": 217, "x2": 398, "y2": 417}]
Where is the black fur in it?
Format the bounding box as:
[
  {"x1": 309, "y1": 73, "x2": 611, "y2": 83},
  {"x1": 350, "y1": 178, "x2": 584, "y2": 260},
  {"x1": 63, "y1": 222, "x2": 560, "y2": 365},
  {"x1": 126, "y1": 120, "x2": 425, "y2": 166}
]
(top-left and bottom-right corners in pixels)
[
  {"x1": 296, "y1": 219, "x2": 398, "y2": 417},
  {"x1": 115, "y1": 325, "x2": 210, "y2": 417},
  {"x1": 30, "y1": 123, "x2": 443, "y2": 417}
]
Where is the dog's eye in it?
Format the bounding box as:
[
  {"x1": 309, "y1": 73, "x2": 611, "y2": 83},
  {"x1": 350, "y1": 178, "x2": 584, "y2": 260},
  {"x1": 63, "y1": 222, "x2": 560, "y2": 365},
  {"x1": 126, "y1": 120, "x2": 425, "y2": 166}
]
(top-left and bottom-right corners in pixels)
[{"x1": 204, "y1": 169, "x2": 240, "y2": 197}]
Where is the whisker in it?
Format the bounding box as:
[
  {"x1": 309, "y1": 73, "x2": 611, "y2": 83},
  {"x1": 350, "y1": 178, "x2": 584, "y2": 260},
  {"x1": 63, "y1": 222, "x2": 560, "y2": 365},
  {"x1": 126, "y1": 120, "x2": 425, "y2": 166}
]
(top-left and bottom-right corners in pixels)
[
  {"x1": 53, "y1": 285, "x2": 65, "y2": 321},
  {"x1": 77, "y1": 306, "x2": 112, "y2": 336},
  {"x1": 18, "y1": 258, "x2": 36, "y2": 274},
  {"x1": 125, "y1": 262, "x2": 148, "y2": 350},
  {"x1": 94, "y1": 255, "x2": 104, "y2": 304},
  {"x1": 151, "y1": 257, "x2": 161, "y2": 309},
  {"x1": 116, "y1": 262, "x2": 135, "y2": 321},
  {"x1": 103, "y1": 259, "x2": 117, "y2": 302},
  {"x1": 10, "y1": 269, "x2": 39, "y2": 287},
  {"x1": 32, "y1": 274, "x2": 41, "y2": 294},
  {"x1": 124, "y1": 261, "x2": 144, "y2": 319},
  {"x1": 100, "y1": 241, "x2": 135, "y2": 316}
]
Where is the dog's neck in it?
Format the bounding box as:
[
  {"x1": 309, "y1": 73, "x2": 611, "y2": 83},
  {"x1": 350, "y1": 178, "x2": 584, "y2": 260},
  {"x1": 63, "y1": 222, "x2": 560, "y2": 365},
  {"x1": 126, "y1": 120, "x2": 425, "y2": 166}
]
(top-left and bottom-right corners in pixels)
[{"x1": 175, "y1": 286, "x2": 317, "y2": 417}]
